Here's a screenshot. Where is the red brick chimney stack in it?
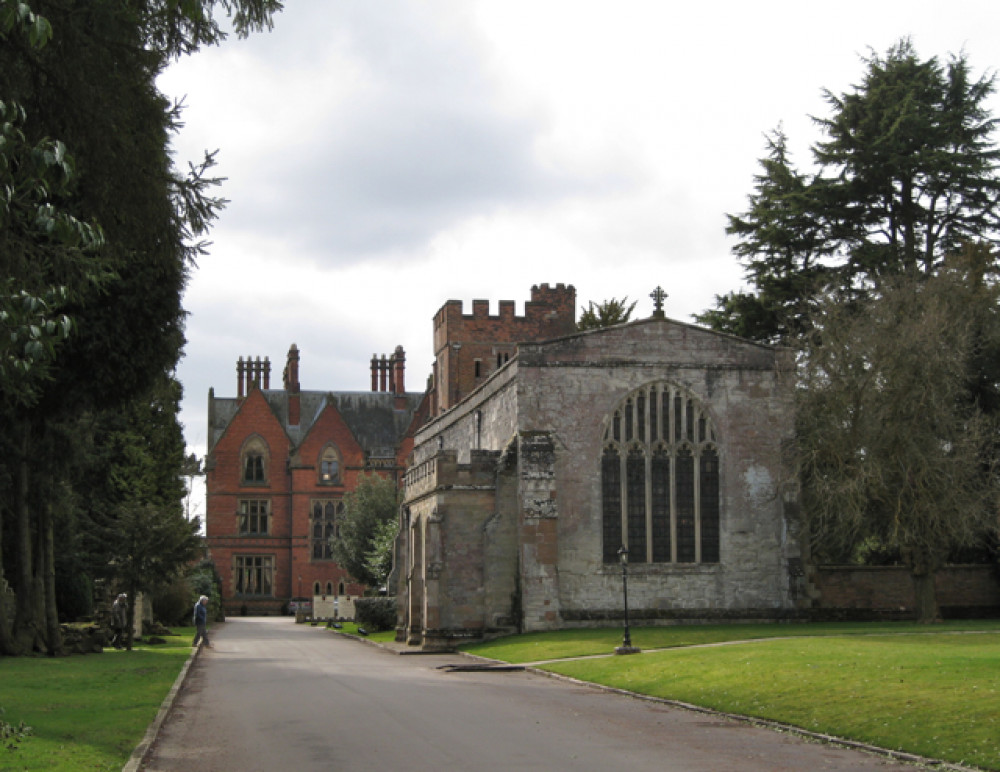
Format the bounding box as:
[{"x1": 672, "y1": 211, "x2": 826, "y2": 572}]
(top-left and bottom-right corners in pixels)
[
  {"x1": 369, "y1": 347, "x2": 407, "y2": 394},
  {"x1": 392, "y1": 345, "x2": 405, "y2": 394},
  {"x1": 245, "y1": 354, "x2": 255, "y2": 394},
  {"x1": 239, "y1": 355, "x2": 272, "y2": 397},
  {"x1": 284, "y1": 344, "x2": 300, "y2": 426}
]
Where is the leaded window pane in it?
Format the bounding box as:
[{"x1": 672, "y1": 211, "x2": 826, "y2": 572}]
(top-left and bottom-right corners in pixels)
[
  {"x1": 651, "y1": 450, "x2": 670, "y2": 562},
  {"x1": 311, "y1": 499, "x2": 339, "y2": 561},
  {"x1": 235, "y1": 555, "x2": 273, "y2": 596},
  {"x1": 676, "y1": 450, "x2": 695, "y2": 562},
  {"x1": 700, "y1": 449, "x2": 720, "y2": 563},
  {"x1": 239, "y1": 500, "x2": 269, "y2": 535},
  {"x1": 601, "y1": 449, "x2": 621, "y2": 564},
  {"x1": 601, "y1": 383, "x2": 721, "y2": 566},
  {"x1": 626, "y1": 449, "x2": 646, "y2": 563}
]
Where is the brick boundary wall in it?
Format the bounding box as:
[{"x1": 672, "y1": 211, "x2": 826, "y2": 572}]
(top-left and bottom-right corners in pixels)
[{"x1": 810, "y1": 564, "x2": 1000, "y2": 618}]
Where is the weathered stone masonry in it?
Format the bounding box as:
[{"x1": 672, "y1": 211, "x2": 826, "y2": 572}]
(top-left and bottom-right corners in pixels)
[{"x1": 397, "y1": 299, "x2": 803, "y2": 650}]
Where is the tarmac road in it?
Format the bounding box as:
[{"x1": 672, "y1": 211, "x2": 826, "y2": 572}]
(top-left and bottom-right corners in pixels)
[{"x1": 140, "y1": 617, "x2": 926, "y2": 772}]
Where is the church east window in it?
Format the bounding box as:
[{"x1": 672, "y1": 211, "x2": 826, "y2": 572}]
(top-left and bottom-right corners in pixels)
[
  {"x1": 238, "y1": 499, "x2": 270, "y2": 535},
  {"x1": 234, "y1": 555, "x2": 273, "y2": 596},
  {"x1": 311, "y1": 499, "x2": 342, "y2": 560},
  {"x1": 601, "y1": 382, "x2": 720, "y2": 564}
]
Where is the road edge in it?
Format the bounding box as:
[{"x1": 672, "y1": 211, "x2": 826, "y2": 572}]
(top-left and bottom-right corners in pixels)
[{"x1": 122, "y1": 643, "x2": 202, "y2": 772}]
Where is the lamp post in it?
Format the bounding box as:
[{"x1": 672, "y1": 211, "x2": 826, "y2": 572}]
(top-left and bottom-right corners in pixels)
[{"x1": 615, "y1": 545, "x2": 640, "y2": 655}]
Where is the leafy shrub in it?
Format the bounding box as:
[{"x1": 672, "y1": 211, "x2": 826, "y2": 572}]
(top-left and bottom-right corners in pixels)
[
  {"x1": 354, "y1": 596, "x2": 396, "y2": 632},
  {"x1": 150, "y1": 575, "x2": 194, "y2": 626}
]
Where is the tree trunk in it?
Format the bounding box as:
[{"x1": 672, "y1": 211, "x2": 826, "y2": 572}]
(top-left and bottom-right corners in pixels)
[
  {"x1": 0, "y1": 526, "x2": 12, "y2": 655},
  {"x1": 911, "y1": 569, "x2": 941, "y2": 623},
  {"x1": 41, "y1": 501, "x2": 64, "y2": 656},
  {"x1": 12, "y1": 422, "x2": 39, "y2": 654}
]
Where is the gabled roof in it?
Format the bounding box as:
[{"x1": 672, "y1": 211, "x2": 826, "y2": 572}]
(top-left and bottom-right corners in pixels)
[
  {"x1": 515, "y1": 314, "x2": 787, "y2": 372},
  {"x1": 208, "y1": 388, "x2": 426, "y2": 455}
]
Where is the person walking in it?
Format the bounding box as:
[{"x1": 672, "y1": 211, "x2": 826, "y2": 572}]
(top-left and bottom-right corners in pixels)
[
  {"x1": 192, "y1": 595, "x2": 212, "y2": 648},
  {"x1": 110, "y1": 593, "x2": 128, "y2": 649}
]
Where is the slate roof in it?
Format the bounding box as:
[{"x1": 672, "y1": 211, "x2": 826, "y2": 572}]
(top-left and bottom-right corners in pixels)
[{"x1": 208, "y1": 389, "x2": 426, "y2": 454}]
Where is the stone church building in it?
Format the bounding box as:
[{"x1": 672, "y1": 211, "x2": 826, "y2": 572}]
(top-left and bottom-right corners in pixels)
[
  {"x1": 205, "y1": 344, "x2": 429, "y2": 615},
  {"x1": 394, "y1": 285, "x2": 803, "y2": 650}
]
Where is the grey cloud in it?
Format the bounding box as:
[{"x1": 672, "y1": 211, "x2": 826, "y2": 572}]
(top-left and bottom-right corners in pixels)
[{"x1": 221, "y1": 0, "x2": 637, "y2": 261}]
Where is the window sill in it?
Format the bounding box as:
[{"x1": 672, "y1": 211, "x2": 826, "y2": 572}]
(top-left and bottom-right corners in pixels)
[{"x1": 599, "y1": 562, "x2": 720, "y2": 573}]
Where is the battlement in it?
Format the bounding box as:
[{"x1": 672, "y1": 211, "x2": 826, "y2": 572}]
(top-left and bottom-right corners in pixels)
[
  {"x1": 434, "y1": 283, "x2": 576, "y2": 329},
  {"x1": 430, "y1": 284, "x2": 577, "y2": 415},
  {"x1": 403, "y1": 449, "x2": 499, "y2": 500}
]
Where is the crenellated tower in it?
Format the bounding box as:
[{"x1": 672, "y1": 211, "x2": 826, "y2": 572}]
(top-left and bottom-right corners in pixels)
[{"x1": 430, "y1": 283, "x2": 576, "y2": 414}]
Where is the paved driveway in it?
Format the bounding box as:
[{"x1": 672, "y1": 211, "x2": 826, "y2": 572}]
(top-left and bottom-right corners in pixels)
[{"x1": 141, "y1": 617, "x2": 922, "y2": 771}]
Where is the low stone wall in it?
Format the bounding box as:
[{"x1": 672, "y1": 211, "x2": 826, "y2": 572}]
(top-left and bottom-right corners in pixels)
[{"x1": 810, "y1": 564, "x2": 1000, "y2": 618}]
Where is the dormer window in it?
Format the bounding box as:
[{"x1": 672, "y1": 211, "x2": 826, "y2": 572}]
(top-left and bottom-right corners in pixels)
[
  {"x1": 319, "y1": 445, "x2": 340, "y2": 485},
  {"x1": 240, "y1": 436, "x2": 269, "y2": 485},
  {"x1": 244, "y1": 454, "x2": 264, "y2": 482}
]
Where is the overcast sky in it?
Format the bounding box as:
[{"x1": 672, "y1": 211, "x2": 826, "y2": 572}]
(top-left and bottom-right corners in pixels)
[{"x1": 157, "y1": 0, "x2": 1000, "y2": 501}]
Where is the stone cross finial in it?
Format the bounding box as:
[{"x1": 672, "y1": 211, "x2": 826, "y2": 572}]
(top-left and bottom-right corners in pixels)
[{"x1": 650, "y1": 286, "x2": 667, "y2": 318}]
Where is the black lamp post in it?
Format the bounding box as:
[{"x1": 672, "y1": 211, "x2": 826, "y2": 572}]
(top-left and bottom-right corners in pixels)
[{"x1": 615, "y1": 545, "x2": 640, "y2": 655}]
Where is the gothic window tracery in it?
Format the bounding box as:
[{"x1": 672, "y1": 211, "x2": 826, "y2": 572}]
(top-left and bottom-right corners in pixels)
[
  {"x1": 311, "y1": 499, "x2": 342, "y2": 560},
  {"x1": 601, "y1": 382, "x2": 720, "y2": 564}
]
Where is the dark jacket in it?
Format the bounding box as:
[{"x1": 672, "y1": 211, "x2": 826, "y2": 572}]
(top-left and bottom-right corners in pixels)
[{"x1": 193, "y1": 601, "x2": 208, "y2": 625}]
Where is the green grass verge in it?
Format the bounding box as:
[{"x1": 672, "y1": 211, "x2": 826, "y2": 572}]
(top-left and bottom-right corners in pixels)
[
  {"x1": 326, "y1": 620, "x2": 397, "y2": 643},
  {"x1": 0, "y1": 629, "x2": 195, "y2": 771},
  {"x1": 464, "y1": 623, "x2": 1000, "y2": 771},
  {"x1": 461, "y1": 619, "x2": 1000, "y2": 662}
]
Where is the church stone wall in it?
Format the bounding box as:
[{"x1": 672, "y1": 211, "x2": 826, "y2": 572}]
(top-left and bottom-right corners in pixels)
[
  {"x1": 515, "y1": 319, "x2": 797, "y2": 626},
  {"x1": 411, "y1": 365, "x2": 519, "y2": 466},
  {"x1": 399, "y1": 450, "x2": 518, "y2": 650},
  {"x1": 401, "y1": 315, "x2": 799, "y2": 646}
]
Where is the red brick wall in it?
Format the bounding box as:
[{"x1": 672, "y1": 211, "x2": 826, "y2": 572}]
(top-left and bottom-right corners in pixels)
[
  {"x1": 207, "y1": 387, "x2": 417, "y2": 614},
  {"x1": 288, "y1": 402, "x2": 370, "y2": 603},
  {"x1": 431, "y1": 283, "x2": 576, "y2": 413},
  {"x1": 206, "y1": 388, "x2": 292, "y2": 613},
  {"x1": 812, "y1": 565, "x2": 1000, "y2": 613}
]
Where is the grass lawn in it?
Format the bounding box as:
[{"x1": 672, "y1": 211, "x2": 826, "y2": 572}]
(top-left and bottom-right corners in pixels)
[
  {"x1": 0, "y1": 628, "x2": 194, "y2": 772},
  {"x1": 463, "y1": 622, "x2": 1000, "y2": 771},
  {"x1": 461, "y1": 619, "x2": 1000, "y2": 663},
  {"x1": 326, "y1": 620, "x2": 397, "y2": 643}
]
